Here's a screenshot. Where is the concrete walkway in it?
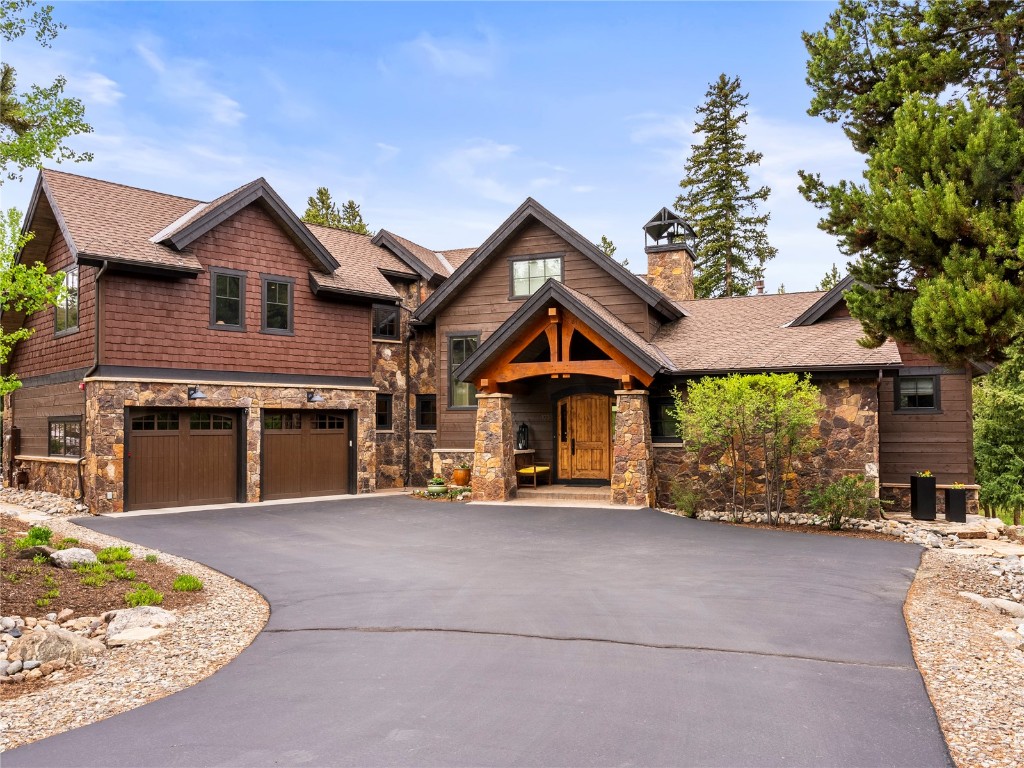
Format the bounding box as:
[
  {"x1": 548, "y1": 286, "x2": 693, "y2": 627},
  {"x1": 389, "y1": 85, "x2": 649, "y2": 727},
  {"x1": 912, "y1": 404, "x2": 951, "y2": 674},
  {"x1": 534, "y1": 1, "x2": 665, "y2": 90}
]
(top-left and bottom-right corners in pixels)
[{"x1": 6, "y1": 498, "x2": 950, "y2": 767}]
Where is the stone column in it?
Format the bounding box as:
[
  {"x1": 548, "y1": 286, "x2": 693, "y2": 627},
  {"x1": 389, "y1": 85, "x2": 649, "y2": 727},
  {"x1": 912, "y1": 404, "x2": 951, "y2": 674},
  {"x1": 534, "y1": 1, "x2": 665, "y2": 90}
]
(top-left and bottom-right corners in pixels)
[
  {"x1": 611, "y1": 390, "x2": 656, "y2": 507},
  {"x1": 471, "y1": 393, "x2": 516, "y2": 502}
]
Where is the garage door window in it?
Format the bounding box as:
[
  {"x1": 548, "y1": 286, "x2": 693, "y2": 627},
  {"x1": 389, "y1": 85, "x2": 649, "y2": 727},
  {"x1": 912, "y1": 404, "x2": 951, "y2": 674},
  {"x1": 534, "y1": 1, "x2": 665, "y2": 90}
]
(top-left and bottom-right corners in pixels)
[
  {"x1": 190, "y1": 412, "x2": 234, "y2": 430},
  {"x1": 264, "y1": 412, "x2": 301, "y2": 430},
  {"x1": 131, "y1": 413, "x2": 179, "y2": 431},
  {"x1": 313, "y1": 413, "x2": 346, "y2": 430}
]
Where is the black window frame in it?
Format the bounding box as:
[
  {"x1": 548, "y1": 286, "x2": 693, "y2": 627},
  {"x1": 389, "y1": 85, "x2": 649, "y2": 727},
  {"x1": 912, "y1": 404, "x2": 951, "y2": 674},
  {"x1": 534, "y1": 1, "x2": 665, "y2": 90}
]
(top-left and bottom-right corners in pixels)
[
  {"x1": 47, "y1": 417, "x2": 82, "y2": 457},
  {"x1": 509, "y1": 253, "x2": 564, "y2": 299},
  {"x1": 376, "y1": 393, "x2": 393, "y2": 431},
  {"x1": 448, "y1": 332, "x2": 480, "y2": 409},
  {"x1": 260, "y1": 274, "x2": 295, "y2": 335},
  {"x1": 372, "y1": 304, "x2": 400, "y2": 341},
  {"x1": 209, "y1": 267, "x2": 247, "y2": 331},
  {"x1": 650, "y1": 397, "x2": 678, "y2": 443},
  {"x1": 416, "y1": 394, "x2": 437, "y2": 431},
  {"x1": 895, "y1": 374, "x2": 941, "y2": 413},
  {"x1": 54, "y1": 266, "x2": 79, "y2": 337}
]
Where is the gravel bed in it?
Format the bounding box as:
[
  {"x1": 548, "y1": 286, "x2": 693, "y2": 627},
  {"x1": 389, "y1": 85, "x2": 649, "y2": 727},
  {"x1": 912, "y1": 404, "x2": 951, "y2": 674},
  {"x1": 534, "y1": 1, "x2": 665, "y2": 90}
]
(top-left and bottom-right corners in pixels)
[
  {"x1": 0, "y1": 513, "x2": 269, "y2": 751},
  {"x1": 905, "y1": 551, "x2": 1024, "y2": 768}
]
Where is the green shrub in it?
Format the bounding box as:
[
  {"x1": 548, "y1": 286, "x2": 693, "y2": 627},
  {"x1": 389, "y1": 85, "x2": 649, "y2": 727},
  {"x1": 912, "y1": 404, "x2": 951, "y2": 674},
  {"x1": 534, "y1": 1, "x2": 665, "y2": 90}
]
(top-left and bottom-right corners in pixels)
[
  {"x1": 32, "y1": 553, "x2": 49, "y2": 565},
  {"x1": 124, "y1": 585, "x2": 163, "y2": 607},
  {"x1": 77, "y1": 562, "x2": 112, "y2": 587},
  {"x1": 669, "y1": 479, "x2": 700, "y2": 518},
  {"x1": 26, "y1": 526, "x2": 53, "y2": 545},
  {"x1": 42, "y1": 574, "x2": 57, "y2": 588},
  {"x1": 144, "y1": 554, "x2": 158, "y2": 563},
  {"x1": 172, "y1": 574, "x2": 203, "y2": 592},
  {"x1": 57, "y1": 537, "x2": 79, "y2": 549},
  {"x1": 35, "y1": 597, "x2": 50, "y2": 608},
  {"x1": 806, "y1": 474, "x2": 879, "y2": 530},
  {"x1": 110, "y1": 562, "x2": 136, "y2": 580},
  {"x1": 43, "y1": 588, "x2": 59, "y2": 599},
  {"x1": 3, "y1": 571, "x2": 21, "y2": 584},
  {"x1": 97, "y1": 546, "x2": 132, "y2": 563}
]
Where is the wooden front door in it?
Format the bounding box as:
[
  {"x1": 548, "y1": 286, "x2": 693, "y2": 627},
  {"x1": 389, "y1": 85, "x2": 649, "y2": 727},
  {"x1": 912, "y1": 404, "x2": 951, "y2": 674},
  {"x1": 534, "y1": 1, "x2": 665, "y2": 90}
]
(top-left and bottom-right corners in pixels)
[{"x1": 556, "y1": 394, "x2": 611, "y2": 482}]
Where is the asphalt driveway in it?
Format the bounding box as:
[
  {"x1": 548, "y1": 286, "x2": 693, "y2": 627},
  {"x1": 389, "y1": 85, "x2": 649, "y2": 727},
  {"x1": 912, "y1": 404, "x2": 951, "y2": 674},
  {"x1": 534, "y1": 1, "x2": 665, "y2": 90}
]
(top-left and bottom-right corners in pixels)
[{"x1": 6, "y1": 499, "x2": 950, "y2": 767}]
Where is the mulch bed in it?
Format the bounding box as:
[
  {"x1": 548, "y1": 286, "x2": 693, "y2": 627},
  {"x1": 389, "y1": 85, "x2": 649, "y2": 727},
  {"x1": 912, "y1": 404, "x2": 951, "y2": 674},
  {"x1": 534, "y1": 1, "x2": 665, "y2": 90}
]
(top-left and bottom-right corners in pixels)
[
  {"x1": 1, "y1": 516, "x2": 206, "y2": 619},
  {"x1": 714, "y1": 519, "x2": 904, "y2": 542}
]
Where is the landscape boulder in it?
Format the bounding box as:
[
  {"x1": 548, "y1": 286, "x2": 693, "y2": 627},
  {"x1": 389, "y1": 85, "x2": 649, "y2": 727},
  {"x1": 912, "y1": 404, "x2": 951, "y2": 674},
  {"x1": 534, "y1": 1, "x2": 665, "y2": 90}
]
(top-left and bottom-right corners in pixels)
[
  {"x1": 49, "y1": 548, "x2": 98, "y2": 568},
  {"x1": 105, "y1": 606, "x2": 176, "y2": 639},
  {"x1": 8, "y1": 627, "x2": 105, "y2": 664},
  {"x1": 988, "y1": 598, "x2": 1024, "y2": 619},
  {"x1": 16, "y1": 545, "x2": 55, "y2": 560},
  {"x1": 106, "y1": 627, "x2": 168, "y2": 646}
]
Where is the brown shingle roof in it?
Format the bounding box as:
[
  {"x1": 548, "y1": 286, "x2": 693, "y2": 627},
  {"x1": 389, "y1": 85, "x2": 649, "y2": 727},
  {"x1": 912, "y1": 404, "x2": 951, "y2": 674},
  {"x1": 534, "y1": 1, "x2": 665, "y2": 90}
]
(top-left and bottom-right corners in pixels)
[
  {"x1": 387, "y1": 232, "x2": 450, "y2": 276},
  {"x1": 653, "y1": 291, "x2": 902, "y2": 373},
  {"x1": 440, "y1": 247, "x2": 476, "y2": 271},
  {"x1": 305, "y1": 224, "x2": 402, "y2": 298}
]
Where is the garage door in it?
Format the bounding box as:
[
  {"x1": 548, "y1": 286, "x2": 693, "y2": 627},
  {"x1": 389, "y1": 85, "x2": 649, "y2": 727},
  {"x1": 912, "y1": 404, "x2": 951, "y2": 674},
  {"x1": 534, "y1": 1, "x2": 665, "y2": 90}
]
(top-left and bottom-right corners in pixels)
[
  {"x1": 127, "y1": 409, "x2": 240, "y2": 511},
  {"x1": 262, "y1": 410, "x2": 352, "y2": 501}
]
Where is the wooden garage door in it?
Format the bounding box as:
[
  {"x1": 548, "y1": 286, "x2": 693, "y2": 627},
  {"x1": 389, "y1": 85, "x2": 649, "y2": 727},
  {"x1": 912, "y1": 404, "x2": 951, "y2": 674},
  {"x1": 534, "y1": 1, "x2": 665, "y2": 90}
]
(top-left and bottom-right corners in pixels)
[
  {"x1": 127, "y1": 410, "x2": 239, "y2": 511},
  {"x1": 262, "y1": 410, "x2": 352, "y2": 501}
]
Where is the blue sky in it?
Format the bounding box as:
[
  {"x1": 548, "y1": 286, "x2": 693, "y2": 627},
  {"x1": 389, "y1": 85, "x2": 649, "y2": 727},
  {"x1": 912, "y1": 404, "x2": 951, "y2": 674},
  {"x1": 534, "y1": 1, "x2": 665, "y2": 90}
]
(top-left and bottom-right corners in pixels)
[{"x1": 2, "y1": 1, "x2": 864, "y2": 291}]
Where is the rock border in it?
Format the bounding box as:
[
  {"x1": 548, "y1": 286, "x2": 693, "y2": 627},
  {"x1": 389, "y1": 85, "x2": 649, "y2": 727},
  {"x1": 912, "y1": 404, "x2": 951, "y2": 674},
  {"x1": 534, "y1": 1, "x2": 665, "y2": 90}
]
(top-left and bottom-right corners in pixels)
[{"x1": 0, "y1": 511, "x2": 269, "y2": 751}]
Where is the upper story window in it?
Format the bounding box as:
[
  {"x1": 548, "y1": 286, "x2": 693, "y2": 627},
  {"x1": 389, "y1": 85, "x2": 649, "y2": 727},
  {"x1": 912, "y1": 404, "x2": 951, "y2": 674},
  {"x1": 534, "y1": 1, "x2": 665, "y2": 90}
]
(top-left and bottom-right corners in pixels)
[
  {"x1": 511, "y1": 256, "x2": 562, "y2": 298},
  {"x1": 262, "y1": 275, "x2": 294, "y2": 334},
  {"x1": 55, "y1": 266, "x2": 79, "y2": 336},
  {"x1": 376, "y1": 393, "x2": 393, "y2": 430},
  {"x1": 210, "y1": 268, "x2": 246, "y2": 330},
  {"x1": 372, "y1": 304, "x2": 399, "y2": 340},
  {"x1": 449, "y1": 334, "x2": 479, "y2": 408},
  {"x1": 48, "y1": 417, "x2": 81, "y2": 457},
  {"x1": 650, "y1": 398, "x2": 678, "y2": 442},
  {"x1": 896, "y1": 375, "x2": 940, "y2": 411},
  {"x1": 416, "y1": 395, "x2": 437, "y2": 430}
]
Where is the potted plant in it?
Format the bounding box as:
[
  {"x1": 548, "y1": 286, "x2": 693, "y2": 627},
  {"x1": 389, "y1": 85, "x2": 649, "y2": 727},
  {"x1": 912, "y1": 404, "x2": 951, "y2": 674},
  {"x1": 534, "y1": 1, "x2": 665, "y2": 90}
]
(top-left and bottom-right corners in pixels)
[
  {"x1": 451, "y1": 461, "x2": 471, "y2": 488},
  {"x1": 910, "y1": 470, "x2": 937, "y2": 521},
  {"x1": 427, "y1": 475, "x2": 447, "y2": 497},
  {"x1": 944, "y1": 482, "x2": 967, "y2": 523}
]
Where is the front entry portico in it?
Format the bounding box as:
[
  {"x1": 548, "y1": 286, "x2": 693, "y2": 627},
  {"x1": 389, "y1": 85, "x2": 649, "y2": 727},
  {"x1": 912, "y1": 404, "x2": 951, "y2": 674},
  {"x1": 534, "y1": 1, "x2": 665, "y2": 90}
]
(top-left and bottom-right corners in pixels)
[{"x1": 454, "y1": 280, "x2": 667, "y2": 506}]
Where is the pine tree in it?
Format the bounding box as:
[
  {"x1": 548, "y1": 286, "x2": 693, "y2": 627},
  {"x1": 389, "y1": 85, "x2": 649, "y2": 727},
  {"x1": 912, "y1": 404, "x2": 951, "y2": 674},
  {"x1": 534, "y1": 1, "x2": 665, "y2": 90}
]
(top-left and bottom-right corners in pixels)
[
  {"x1": 974, "y1": 338, "x2": 1024, "y2": 524},
  {"x1": 675, "y1": 74, "x2": 777, "y2": 298},
  {"x1": 302, "y1": 187, "x2": 343, "y2": 229},
  {"x1": 815, "y1": 264, "x2": 843, "y2": 291},
  {"x1": 801, "y1": 0, "x2": 1024, "y2": 363},
  {"x1": 598, "y1": 235, "x2": 616, "y2": 258},
  {"x1": 339, "y1": 199, "x2": 371, "y2": 235}
]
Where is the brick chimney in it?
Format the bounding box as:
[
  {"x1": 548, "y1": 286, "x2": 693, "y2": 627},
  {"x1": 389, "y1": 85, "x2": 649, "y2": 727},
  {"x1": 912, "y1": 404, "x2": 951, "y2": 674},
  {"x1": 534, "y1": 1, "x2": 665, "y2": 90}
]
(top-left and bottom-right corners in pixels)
[{"x1": 643, "y1": 207, "x2": 696, "y2": 302}]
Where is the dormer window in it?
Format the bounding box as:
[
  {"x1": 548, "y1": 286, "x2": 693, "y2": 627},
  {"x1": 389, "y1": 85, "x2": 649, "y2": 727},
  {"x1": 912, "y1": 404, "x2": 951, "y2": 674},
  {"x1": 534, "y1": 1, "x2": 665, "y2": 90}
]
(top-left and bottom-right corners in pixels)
[{"x1": 511, "y1": 255, "x2": 562, "y2": 298}]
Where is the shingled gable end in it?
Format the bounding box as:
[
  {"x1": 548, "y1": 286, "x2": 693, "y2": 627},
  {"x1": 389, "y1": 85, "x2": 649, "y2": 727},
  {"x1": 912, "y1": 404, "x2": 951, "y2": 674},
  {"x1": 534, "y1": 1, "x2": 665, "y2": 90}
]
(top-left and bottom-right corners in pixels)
[{"x1": 2, "y1": 170, "x2": 978, "y2": 516}]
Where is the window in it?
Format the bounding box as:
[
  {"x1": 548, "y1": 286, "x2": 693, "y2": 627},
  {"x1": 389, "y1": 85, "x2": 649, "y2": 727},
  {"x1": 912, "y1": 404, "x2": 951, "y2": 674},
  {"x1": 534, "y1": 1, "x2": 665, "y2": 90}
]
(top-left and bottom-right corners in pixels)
[
  {"x1": 896, "y1": 375, "x2": 940, "y2": 411},
  {"x1": 211, "y1": 269, "x2": 245, "y2": 330},
  {"x1": 449, "y1": 334, "x2": 479, "y2": 408},
  {"x1": 511, "y1": 256, "x2": 562, "y2": 298},
  {"x1": 190, "y1": 412, "x2": 233, "y2": 430},
  {"x1": 372, "y1": 304, "x2": 399, "y2": 340},
  {"x1": 264, "y1": 412, "x2": 301, "y2": 430},
  {"x1": 261, "y1": 276, "x2": 294, "y2": 333},
  {"x1": 48, "y1": 417, "x2": 81, "y2": 457},
  {"x1": 131, "y1": 412, "x2": 179, "y2": 431},
  {"x1": 376, "y1": 394, "x2": 393, "y2": 430},
  {"x1": 650, "y1": 398, "x2": 677, "y2": 442},
  {"x1": 416, "y1": 395, "x2": 437, "y2": 430},
  {"x1": 55, "y1": 267, "x2": 79, "y2": 335},
  {"x1": 312, "y1": 413, "x2": 346, "y2": 430}
]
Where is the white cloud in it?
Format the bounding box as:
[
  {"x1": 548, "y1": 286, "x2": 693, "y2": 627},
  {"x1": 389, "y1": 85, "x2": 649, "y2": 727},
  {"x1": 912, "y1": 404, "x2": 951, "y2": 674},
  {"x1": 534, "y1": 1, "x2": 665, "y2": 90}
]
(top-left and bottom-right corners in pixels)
[
  {"x1": 571, "y1": 185, "x2": 594, "y2": 193},
  {"x1": 375, "y1": 142, "x2": 400, "y2": 163},
  {"x1": 437, "y1": 139, "x2": 521, "y2": 203},
  {"x1": 74, "y1": 72, "x2": 124, "y2": 106},
  {"x1": 134, "y1": 37, "x2": 245, "y2": 127},
  {"x1": 407, "y1": 30, "x2": 498, "y2": 78}
]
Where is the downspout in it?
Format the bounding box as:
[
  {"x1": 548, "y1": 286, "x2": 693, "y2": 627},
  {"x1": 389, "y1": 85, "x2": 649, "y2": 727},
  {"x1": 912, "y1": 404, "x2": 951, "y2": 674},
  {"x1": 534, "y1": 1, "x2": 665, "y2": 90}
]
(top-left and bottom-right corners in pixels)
[
  {"x1": 403, "y1": 303, "x2": 417, "y2": 488},
  {"x1": 79, "y1": 260, "x2": 108, "y2": 508}
]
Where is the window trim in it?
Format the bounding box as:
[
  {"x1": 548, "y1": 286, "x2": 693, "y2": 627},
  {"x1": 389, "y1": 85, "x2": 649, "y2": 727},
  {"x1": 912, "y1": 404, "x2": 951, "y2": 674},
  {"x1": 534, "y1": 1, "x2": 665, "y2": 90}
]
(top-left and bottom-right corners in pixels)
[
  {"x1": 415, "y1": 394, "x2": 437, "y2": 431},
  {"x1": 209, "y1": 267, "x2": 247, "y2": 332},
  {"x1": 260, "y1": 274, "x2": 295, "y2": 335},
  {"x1": 649, "y1": 397, "x2": 678, "y2": 443},
  {"x1": 375, "y1": 393, "x2": 394, "y2": 431},
  {"x1": 447, "y1": 332, "x2": 481, "y2": 410},
  {"x1": 47, "y1": 416, "x2": 82, "y2": 457},
  {"x1": 895, "y1": 374, "x2": 942, "y2": 413},
  {"x1": 508, "y1": 253, "x2": 564, "y2": 299},
  {"x1": 372, "y1": 303, "x2": 401, "y2": 341},
  {"x1": 54, "y1": 266, "x2": 79, "y2": 338}
]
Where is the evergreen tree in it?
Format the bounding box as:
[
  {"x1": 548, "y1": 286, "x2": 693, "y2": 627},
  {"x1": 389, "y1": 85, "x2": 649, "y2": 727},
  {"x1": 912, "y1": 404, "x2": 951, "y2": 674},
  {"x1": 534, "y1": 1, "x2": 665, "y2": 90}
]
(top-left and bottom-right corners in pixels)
[
  {"x1": 598, "y1": 235, "x2": 616, "y2": 258},
  {"x1": 776, "y1": 283, "x2": 786, "y2": 295},
  {"x1": 339, "y1": 199, "x2": 371, "y2": 235},
  {"x1": 0, "y1": 1, "x2": 92, "y2": 182},
  {"x1": 675, "y1": 74, "x2": 776, "y2": 298},
  {"x1": 815, "y1": 264, "x2": 843, "y2": 292},
  {"x1": 801, "y1": 0, "x2": 1024, "y2": 363},
  {"x1": 302, "y1": 187, "x2": 343, "y2": 229},
  {"x1": 974, "y1": 338, "x2": 1024, "y2": 525}
]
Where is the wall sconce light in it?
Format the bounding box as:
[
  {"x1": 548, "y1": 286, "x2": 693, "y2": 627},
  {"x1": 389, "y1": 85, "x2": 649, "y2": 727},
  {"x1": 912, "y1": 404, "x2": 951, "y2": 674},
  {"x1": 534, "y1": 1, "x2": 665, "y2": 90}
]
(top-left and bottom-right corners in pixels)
[
  {"x1": 187, "y1": 385, "x2": 207, "y2": 401},
  {"x1": 306, "y1": 390, "x2": 325, "y2": 403}
]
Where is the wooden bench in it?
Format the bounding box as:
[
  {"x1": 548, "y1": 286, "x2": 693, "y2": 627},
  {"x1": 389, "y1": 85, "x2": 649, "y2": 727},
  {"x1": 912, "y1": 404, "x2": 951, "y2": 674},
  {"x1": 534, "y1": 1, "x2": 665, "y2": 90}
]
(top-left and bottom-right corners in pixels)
[{"x1": 515, "y1": 449, "x2": 551, "y2": 488}]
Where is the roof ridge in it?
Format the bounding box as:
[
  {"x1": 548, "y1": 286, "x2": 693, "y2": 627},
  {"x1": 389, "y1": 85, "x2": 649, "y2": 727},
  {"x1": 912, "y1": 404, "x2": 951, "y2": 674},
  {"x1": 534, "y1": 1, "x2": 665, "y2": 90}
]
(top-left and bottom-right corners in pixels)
[
  {"x1": 41, "y1": 167, "x2": 201, "y2": 204},
  {"x1": 682, "y1": 289, "x2": 827, "y2": 303},
  {"x1": 303, "y1": 221, "x2": 374, "y2": 239}
]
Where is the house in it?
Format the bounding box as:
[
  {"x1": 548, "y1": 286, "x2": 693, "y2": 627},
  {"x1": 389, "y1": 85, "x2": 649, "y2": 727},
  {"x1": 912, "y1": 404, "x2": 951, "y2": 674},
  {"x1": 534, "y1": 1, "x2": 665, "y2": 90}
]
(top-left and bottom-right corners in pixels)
[{"x1": 1, "y1": 170, "x2": 979, "y2": 514}]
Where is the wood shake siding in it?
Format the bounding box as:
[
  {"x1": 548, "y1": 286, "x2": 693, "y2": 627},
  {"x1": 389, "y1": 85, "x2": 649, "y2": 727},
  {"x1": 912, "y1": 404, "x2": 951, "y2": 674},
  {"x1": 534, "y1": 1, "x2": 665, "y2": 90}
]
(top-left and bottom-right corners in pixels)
[
  {"x1": 878, "y1": 344, "x2": 974, "y2": 484},
  {"x1": 102, "y1": 204, "x2": 371, "y2": 378},
  {"x1": 436, "y1": 220, "x2": 648, "y2": 448},
  {"x1": 10, "y1": 380, "x2": 82, "y2": 457},
  {"x1": 8, "y1": 230, "x2": 95, "y2": 379}
]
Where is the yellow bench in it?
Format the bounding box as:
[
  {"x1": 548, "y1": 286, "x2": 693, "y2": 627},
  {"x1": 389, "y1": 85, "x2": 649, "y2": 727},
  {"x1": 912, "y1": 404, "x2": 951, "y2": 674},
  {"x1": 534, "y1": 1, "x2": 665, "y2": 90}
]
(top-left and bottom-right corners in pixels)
[{"x1": 516, "y1": 463, "x2": 551, "y2": 488}]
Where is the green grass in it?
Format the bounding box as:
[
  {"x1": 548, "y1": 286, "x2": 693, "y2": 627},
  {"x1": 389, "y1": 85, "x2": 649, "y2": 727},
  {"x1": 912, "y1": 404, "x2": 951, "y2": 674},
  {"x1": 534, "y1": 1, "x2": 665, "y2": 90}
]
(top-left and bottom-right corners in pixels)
[
  {"x1": 144, "y1": 554, "x2": 158, "y2": 563},
  {"x1": 172, "y1": 574, "x2": 203, "y2": 592},
  {"x1": 124, "y1": 584, "x2": 163, "y2": 607},
  {"x1": 57, "y1": 537, "x2": 79, "y2": 549},
  {"x1": 97, "y1": 546, "x2": 132, "y2": 563}
]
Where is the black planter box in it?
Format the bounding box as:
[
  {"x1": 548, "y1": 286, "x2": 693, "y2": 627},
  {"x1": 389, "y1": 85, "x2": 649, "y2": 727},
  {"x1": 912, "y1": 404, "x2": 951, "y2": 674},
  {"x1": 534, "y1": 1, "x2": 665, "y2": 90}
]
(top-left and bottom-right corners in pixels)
[
  {"x1": 910, "y1": 476, "x2": 937, "y2": 520},
  {"x1": 944, "y1": 488, "x2": 967, "y2": 523}
]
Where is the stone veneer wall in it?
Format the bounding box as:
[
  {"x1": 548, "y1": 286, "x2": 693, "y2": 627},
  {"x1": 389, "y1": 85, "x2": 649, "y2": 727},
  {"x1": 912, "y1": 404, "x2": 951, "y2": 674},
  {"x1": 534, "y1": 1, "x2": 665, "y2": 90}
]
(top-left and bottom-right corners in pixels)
[
  {"x1": 84, "y1": 380, "x2": 377, "y2": 514},
  {"x1": 471, "y1": 393, "x2": 516, "y2": 502},
  {"x1": 654, "y1": 378, "x2": 880, "y2": 514},
  {"x1": 610, "y1": 390, "x2": 656, "y2": 506},
  {"x1": 432, "y1": 449, "x2": 475, "y2": 482},
  {"x1": 11, "y1": 458, "x2": 79, "y2": 499}
]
